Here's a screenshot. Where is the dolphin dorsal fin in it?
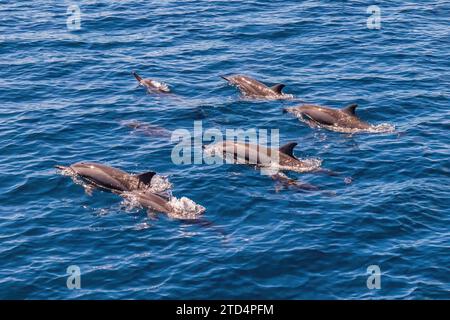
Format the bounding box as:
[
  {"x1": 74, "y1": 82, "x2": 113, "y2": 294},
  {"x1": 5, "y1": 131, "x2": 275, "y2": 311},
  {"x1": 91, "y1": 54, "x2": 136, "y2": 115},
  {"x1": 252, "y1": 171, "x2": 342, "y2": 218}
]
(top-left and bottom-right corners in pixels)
[
  {"x1": 271, "y1": 84, "x2": 285, "y2": 94},
  {"x1": 279, "y1": 142, "x2": 298, "y2": 158},
  {"x1": 136, "y1": 171, "x2": 156, "y2": 185},
  {"x1": 342, "y1": 104, "x2": 358, "y2": 116}
]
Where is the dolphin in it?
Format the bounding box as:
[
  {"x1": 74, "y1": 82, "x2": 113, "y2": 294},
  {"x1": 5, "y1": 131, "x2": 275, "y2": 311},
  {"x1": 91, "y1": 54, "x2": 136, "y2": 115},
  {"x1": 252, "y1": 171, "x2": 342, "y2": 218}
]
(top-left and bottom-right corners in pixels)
[
  {"x1": 56, "y1": 162, "x2": 157, "y2": 193},
  {"x1": 56, "y1": 162, "x2": 173, "y2": 214},
  {"x1": 204, "y1": 141, "x2": 321, "y2": 173},
  {"x1": 284, "y1": 104, "x2": 372, "y2": 131},
  {"x1": 123, "y1": 191, "x2": 172, "y2": 214},
  {"x1": 132, "y1": 71, "x2": 170, "y2": 93},
  {"x1": 221, "y1": 74, "x2": 293, "y2": 99}
]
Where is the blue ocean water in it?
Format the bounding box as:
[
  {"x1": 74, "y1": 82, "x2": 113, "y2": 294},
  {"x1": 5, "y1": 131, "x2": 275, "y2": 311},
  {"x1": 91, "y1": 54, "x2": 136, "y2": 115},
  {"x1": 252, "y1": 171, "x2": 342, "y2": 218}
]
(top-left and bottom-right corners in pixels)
[{"x1": 0, "y1": 0, "x2": 449, "y2": 299}]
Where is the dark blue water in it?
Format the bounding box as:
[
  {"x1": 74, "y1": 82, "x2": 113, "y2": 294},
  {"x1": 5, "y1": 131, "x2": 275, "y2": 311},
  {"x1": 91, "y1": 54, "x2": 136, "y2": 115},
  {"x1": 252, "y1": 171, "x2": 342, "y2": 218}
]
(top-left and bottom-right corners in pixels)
[{"x1": 1, "y1": 1, "x2": 449, "y2": 299}]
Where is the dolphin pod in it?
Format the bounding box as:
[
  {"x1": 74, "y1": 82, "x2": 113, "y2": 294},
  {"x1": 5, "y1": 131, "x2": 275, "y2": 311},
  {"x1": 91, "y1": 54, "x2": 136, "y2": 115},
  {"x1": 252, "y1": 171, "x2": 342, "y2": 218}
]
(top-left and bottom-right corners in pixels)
[
  {"x1": 132, "y1": 71, "x2": 384, "y2": 133},
  {"x1": 131, "y1": 70, "x2": 387, "y2": 132},
  {"x1": 55, "y1": 68, "x2": 394, "y2": 219}
]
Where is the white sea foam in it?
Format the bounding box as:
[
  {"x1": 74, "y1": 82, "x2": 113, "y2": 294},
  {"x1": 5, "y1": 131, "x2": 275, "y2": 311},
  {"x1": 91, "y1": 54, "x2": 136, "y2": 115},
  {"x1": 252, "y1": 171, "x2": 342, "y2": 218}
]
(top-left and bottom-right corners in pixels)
[
  {"x1": 204, "y1": 144, "x2": 322, "y2": 173},
  {"x1": 148, "y1": 175, "x2": 172, "y2": 194},
  {"x1": 167, "y1": 196, "x2": 206, "y2": 220},
  {"x1": 121, "y1": 192, "x2": 205, "y2": 220},
  {"x1": 318, "y1": 122, "x2": 396, "y2": 134}
]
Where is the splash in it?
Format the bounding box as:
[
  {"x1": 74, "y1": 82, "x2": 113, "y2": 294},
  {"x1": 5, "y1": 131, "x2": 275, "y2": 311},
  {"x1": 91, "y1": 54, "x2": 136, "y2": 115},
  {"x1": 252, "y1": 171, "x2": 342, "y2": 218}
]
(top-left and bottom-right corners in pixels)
[
  {"x1": 291, "y1": 110, "x2": 396, "y2": 134},
  {"x1": 56, "y1": 166, "x2": 74, "y2": 177},
  {"x1": 273, "y1": 157, "x2": 323, "y2": 173},
  {"x1": 56, "y1": 166, "x2": 93, "y2": 194},
  {"x1": 168, "y1": 196, "x2": 206, "y2": 220},
  {"x1": 148, "y1": 175, "x2": 173, "y2": 194},
  {"x1": 120, "y1": 192, "x2": 144, "y2": 211},
  {"x1": 149, "y1": 80, "x2": 170, "y2": 93},
  {"x1": 272, "y1": 172, "x2": 320, "y2": 192},
  {"x1": 121, "y1": 120, "x2": 171, "y2": 138},
  {"x1": 317, "y1": 122, "x2": 396, "y2": 134},
  {"x1": 241, "y1": 92, "x2": 294, "y2": 100}
]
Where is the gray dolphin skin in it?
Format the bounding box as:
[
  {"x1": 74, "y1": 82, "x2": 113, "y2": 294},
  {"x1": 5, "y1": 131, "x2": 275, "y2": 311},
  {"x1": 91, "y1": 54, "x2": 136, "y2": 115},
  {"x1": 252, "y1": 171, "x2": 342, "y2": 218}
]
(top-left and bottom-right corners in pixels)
[
  {"x1": 132, "y1": 71, "x2": 170, "y2": 93},
  {"x1": 56, "y1": 162, "x2": 156, "y2": 193},
  {"x1": 221, "y1": 74, "x2": 292, "y2": 99},
  {"x1": 204, "y1": 141, "x2": 321, "y2": 173},
  {"x1": 56, "y1": 162, "x2": 172, "y2": 214},
  {"x1": 284, "y1": 104, "x2": 371, "y2": 130}
]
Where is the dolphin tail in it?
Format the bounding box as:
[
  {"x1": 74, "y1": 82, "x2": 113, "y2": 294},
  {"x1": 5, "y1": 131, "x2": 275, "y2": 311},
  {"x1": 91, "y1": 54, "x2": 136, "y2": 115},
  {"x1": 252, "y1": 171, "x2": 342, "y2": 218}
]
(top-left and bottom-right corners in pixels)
[{"x1": 132, "y1": 71, "x2": 142, "y2": 82}]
